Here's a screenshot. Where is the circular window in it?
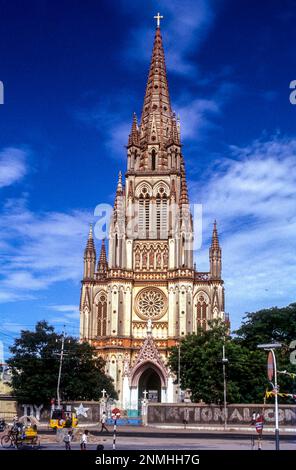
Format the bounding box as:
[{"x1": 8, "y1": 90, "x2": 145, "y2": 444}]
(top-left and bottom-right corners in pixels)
[{"x1": 135, "y1": 287, "x2": 167, "y2": 320}]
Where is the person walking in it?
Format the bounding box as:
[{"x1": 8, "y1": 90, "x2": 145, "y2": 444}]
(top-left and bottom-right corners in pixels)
[
  {"x1": 99, "y1": 412, "x2": 109, "y2": 433},
  {"x1": 80, "y1": 429, "x2": 89, "y2": 450},
  {"x1": 63, "y1": 430, "x2": 72, "y2": 450},
  {"x1": 255, "y1": 412, "x2": 264, "y2": 450}
]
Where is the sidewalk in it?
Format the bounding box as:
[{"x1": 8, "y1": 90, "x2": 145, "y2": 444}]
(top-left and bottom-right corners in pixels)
[{"x1": 35, "y1": 422, "x2": 296, "y2": 435}]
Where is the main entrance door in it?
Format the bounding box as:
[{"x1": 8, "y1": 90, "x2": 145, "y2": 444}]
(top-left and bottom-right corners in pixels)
[{"x1": 138, "y1": 367, "x2": 161, "y2": 403}]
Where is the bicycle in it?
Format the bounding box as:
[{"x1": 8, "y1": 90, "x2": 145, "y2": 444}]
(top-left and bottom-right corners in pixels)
[
  {"x1": 1, "y1": 429, "x2": 20, "y2": 448},
  {"x1": 1, "y1": 427, "x2": 40, "y2": 449}
]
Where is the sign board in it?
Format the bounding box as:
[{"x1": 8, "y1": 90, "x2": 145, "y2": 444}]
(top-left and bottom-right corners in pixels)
[
  {"x1": 111, "y1": 407, "x2": 121, "y2": 419},
  {"x1": 267, "y1": 351, "x2": 274, "y2": 381}
]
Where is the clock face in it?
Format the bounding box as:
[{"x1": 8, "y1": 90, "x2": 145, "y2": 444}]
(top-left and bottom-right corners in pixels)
[{"x1": 135, "y1": 287, "x2": 167, "y2": 320}]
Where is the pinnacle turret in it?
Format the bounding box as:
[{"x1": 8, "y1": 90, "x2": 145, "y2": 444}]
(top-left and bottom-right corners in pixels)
[
  {"x1": 84, "y1": 224, "x2": 96, "y2": 256},
  {"x1": 211, "y1": 220, "x2": 220, "y2": 250},
  {"x1": 209, "y1": 220, "x2": 222, "y2": 279},
  {"x1": 97, "y1": 239, "x2": 108, "y2": 272},
  {"x1": 179, "y1": 157, "x2": 189, "y2": 206},
  {"x1": 128, "y1": 113, "x2": 140, "y2": 147},
  {"x1": 83, "y1": 224, "x2": 96, "y2": 279}
]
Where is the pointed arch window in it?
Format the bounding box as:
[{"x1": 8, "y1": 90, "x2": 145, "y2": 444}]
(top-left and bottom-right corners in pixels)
[
  {"x1": 156, "y1": 187, "x2": 168, "y2": 239},
  {"x1": 97, "y1": 294, "x2": 107, "y2": 337},
  {"x1": 160, "y1": 194, "x2": 167, "y2": 238},
  {"x1": 156, "y1": 194, "x2": 161, "y2": 234},
  {"x1": 181, "y1": 234, "x2": 185, "y2": 266},
  {"x1": 138, "y1": 189, "x2": 150, "y2": 238},
  {"x1": 134, "y1": 150, "x2": 137, "y2": 170},
  {"x1": 138, "y1": 194, "x2": 145, "y2": 236},
  {"x1": 196, "y1": 295, "x2": 208, "y2": 330},
  {"x1": 151, "y1": 149, "x2": 156, "y2": 170},
  {"x1": 145, "y1": 196, "x2": 150, "y2": 234},
  {"x1": 114, "y1": 234, "x2": 118, "y2": 267}
]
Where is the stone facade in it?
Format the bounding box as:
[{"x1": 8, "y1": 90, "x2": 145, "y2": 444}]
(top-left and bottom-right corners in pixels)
[{"x1": 79, "y1": 25, "x2": 227, "y2": 409}]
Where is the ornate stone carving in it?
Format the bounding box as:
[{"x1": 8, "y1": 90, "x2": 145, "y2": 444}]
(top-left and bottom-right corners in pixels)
[
  {"x1": 135, "y1": 287, "x2": 167, "y2": 320},
  {"x1": 133, "y1": 241, "x2": 169, "y2": 271}
]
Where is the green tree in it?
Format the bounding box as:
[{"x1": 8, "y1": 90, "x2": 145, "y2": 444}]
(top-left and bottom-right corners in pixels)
[
  {"x1": 169, "y1": 320, "x2": 267, "y2": 404},
  {"x1": 235, "y1": 303, "x2": 296, "y2": 400},
  {"x1": 234, "y1": 303, "x2": 296, "y2": 349},
  {"x1": 7, "y1": 321, "x2": 117, "y2": 405}
]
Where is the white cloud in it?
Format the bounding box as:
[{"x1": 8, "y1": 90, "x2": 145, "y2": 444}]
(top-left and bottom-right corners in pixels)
[
  {"x1": 0, "y1": 201, "x2": 93, "y2": 303},
  {"x1": 1, "y1": 322, "x2": 27, "y2": 334},
  {"x1": 49, "y1": 305, "x2": 79, "y2": 314},
  {"x1": 176, "y1": 98, "x2": 219, "y2": 140},
  {"x1": 190, "y1": 135, "x2": 296, "y2": 328},
  {"x1": 47, "y1": 305, "x2": 80, "y2": 325},
  {"x1": 0, "y1": 147, "x2": 28, "y2": 188}
]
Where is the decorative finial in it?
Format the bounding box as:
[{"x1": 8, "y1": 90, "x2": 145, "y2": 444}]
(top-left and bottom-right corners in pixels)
[
  {"x1": 116, "y1": 171, "x2": 123, "y2": 193},
  {"x1": 154, "y1": 12, "x2": 164, "y2": 28}
]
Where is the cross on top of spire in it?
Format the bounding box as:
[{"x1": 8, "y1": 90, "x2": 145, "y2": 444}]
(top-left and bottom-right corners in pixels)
[{"x1": 154, "y1": 12, "x2": 164, "y2": 28}]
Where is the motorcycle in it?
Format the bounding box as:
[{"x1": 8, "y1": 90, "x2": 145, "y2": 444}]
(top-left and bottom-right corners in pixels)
[{"x1": 0, "y1": 419, "x2": 7, "y2": 432}]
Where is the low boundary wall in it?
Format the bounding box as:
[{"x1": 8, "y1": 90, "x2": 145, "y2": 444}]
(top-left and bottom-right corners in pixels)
[{"x1": 147, "y1": 403, "x2": 296, "y2": 426}]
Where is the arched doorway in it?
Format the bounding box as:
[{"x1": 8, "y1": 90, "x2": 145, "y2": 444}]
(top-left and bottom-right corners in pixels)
[{"x1": 138, "y1": 367, "x2": 161, "y2": 403}]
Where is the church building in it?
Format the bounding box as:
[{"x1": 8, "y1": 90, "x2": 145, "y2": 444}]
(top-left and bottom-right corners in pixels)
[{"x1": 80, "y1": 18, "x2": 226, "y2": 409}]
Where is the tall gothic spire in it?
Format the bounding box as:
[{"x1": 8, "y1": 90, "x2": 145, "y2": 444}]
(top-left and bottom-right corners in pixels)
[
  {"x1": 113, "y1": 171, "x2": 125, "y2": 223},
  {"x1": 211, "y1": 220, "x2": 220, "y2": 250},
  {"x1": 210, "y1": 220, "x2": 222, "y2": 279},
  {"x1": 139, "y1": 25, "x2": 174, "y2": 148},
  {"x1": 97, "y1": 239, "x2": 108, "y2": 272},
  {"x1": 84, "y1": 224, "x2": 96, "y2": 256},
  {"x1": 128, "y1": 113, "x2": 140, "y2": 147},
  {"x1": 83, "y1": 224, "x2": 96, "y2": 279},
  {"x1": 179, "y1": 157, "x2": 189, "y2": 206}
]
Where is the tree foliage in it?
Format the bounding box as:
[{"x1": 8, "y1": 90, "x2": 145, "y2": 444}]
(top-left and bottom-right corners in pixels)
[
  {"x1": 7, "y1": 321, "x2": 117, "y2": 405},
  {"x1": 169, "y1": 320, "x2": 267, "y2": 404},
  {"x1": 234, "y1": 303, "x2": 296, "y2": 400},
  {"x1": 234, "y1": 303, "x2": 296, "y2": 349}
]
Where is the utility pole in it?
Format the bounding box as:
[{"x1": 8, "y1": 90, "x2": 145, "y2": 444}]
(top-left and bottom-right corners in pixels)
[
  {"x1": 178, "y1": 341, "x2": 181, "y2": 402},
  {"x1": 222, "y1": 341, "x2": 228, "y2": 430},
  {"x1": 271, "y1": 348, "x2": 280, "y2": 451},
  {"x1": 257, "y1": 342, "x2": 282, "y2": 451},
  {"x1": 56, "y1": 327, "x2": 66, "y2": 409}
]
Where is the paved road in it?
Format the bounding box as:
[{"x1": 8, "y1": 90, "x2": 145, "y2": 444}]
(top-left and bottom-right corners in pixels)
[
  {"x1": 35, "y1": 427, "x2": 296, "y2": 441},
  {"x1": 1, "y1": 435, "x2": 295, "y2": 451}
]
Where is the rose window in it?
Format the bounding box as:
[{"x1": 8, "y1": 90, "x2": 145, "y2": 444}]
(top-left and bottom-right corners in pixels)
[{"x1": 135, "y1": 287, "x2": 167, "y2": 320}]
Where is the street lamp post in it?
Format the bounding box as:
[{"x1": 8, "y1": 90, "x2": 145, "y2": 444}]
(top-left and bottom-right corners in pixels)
[
  {"x1": 178, "y1": 342, "x2": 181, "y2": 402},
  {"x1": 222, "y1": 343, "x2": 228, "y2": 430},
  {"x1": 257, "y1": 342, "x2": 282, "y2": 451},
  {"x1": 56, "y1": 332, "x2": 65, "y2": 409},
  {"x1": 54, "y1": 328, "x2": 68, "y2": 409}
]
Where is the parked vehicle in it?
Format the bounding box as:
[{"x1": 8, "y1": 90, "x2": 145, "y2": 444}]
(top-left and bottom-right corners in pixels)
[
  {"x1": 1, "y1": 423, "x2": 40, "y2": 449},
  {"x1": 49, "y1": 408, "x2": 78, "y2": 430}
]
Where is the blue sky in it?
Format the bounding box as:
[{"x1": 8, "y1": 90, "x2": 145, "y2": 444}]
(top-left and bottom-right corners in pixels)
[{"x1": 0, "y1": 0, "x2": 296, "y2": 357}]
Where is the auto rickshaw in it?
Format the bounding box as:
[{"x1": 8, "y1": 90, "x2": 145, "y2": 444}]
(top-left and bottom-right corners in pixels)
[{"x1": 49, "y1": 408, "x2": 78, "y2": 430}]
